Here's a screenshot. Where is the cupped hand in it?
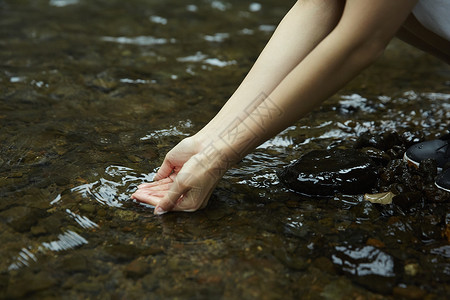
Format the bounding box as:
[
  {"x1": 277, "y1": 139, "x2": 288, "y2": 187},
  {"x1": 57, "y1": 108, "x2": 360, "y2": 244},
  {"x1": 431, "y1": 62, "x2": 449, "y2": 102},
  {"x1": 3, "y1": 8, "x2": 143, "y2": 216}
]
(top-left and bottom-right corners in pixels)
[{"x1": 131, "y1": 136, "x2": 231, "y2": 214}]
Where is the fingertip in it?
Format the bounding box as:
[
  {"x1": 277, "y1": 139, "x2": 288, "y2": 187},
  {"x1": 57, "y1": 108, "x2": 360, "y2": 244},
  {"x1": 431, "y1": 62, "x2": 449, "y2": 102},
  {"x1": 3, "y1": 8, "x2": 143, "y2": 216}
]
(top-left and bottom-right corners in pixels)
[{"x1": 154, "y1": 206, "x2": 167, "y2": 215}]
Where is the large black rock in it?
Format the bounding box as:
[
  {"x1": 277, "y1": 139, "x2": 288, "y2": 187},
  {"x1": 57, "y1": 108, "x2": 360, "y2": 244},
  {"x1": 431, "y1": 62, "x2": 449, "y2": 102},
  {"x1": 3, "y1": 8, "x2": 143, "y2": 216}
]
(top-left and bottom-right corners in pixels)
[{"x1": 278, "y1": 148, "x2": 378, "y2": 196}]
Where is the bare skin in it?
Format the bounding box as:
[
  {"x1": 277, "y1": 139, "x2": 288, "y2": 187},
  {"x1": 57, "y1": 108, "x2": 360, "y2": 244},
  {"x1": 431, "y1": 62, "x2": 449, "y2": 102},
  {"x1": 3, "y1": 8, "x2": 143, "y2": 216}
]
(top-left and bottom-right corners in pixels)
[{"x1": 131, "y1": 0, "x2": 447, "y2": 214}]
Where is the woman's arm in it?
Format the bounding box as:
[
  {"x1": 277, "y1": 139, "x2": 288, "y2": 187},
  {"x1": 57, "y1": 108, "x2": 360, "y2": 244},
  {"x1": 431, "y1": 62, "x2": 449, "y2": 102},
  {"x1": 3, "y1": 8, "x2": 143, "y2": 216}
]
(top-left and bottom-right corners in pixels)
[
  {"x1": 154, "y1": 0, "x2": 345, "y2": 180},
  {"x1": 134, "y1": 0, "x2": 419, "y2": 214},
  {"x1": 194, "y1": 0, "x2": 345, "y2": 140}
]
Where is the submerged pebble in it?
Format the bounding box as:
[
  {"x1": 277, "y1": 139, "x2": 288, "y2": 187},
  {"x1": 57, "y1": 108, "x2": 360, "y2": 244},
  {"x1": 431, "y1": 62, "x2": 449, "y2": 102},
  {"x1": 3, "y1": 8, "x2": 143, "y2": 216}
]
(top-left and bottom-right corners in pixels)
[{"x1": 0, "y1": 206, "x2": 46, "y2": 233}]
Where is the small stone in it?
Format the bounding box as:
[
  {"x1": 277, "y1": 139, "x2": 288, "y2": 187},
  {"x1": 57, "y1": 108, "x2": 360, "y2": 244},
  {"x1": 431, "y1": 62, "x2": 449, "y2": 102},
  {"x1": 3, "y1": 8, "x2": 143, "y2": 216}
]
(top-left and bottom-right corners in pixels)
[
  {"x1": 76, "y1": 281, "x2": 101, "y2": 293},
  {"x1": 127, "y1": 154, "x2": 143, "y2": 163},
  {"x1": 393, "y1": 192, "x2": 423, "y2": 210},
  {"x1": 404, "y1": 263, "x2": 420, "y2": 276},
  {"x1": 366, "y1": 237, "x2": 385, "y2": 248},
  {"x1": 54, "y1": 176, "x2": 69, "y2": 186},
  {"x1": 313, "y1": 257, "x2": 335, "y2": 274},
  {"x1": 418, "y1": 159, "x2": 438, "y2": 183},
  {"x1": 354, "y1": 131, "x2": 400, "y2": 151},
  {"x1": 31, "y1": 225, "x2": 47, "y2": 236},
  {"x1": 124, "y1": 258, "x2": 149, "y2": 278},
  {"x1": 106, "y1": 244, "x2": 141, "y2": 262},
  {"x1": 444, "y1": 223, "x2": 450, "y2": 243},
  {"x1": 115, "y1": 209, "x2": 138, "y2": 222},
  {"x1": 393, "y1": 286, "x2": 426, "y2": 299},
  {"x1": 0, "y1": 206, "x2": 46, "y2": 232},
  {"x1": 97, "y1": 209, "x2": 107, "y2": 217},
  {"x1": 142, "y1": 273, "x2": 160, "y2": 291},
  {"x1": 8, "y1": 171, "x2": 23, "y2": 178},
  {"x1": 274, "y1": 249, "x2": 308, "y2": 271},
  {"x1": 80, "y1": 203, "x2": 96, "y2": 214},
  {"x1": 360, "y1": 147, "x2": 391, "y2": 166},
  {"x1": 331, "y1": 245, "x2": 395, "y2": 294},
  {"x1": 61, "y1": 273, "x2": 86, "y2": 289},
  {"x1": 142, "y1": 246, "x2": 164, "y2": 256},
  {"x1": 60, "y1": 254, "x2": 88, "y2": 273},
  {"x1": 7, "y1": 271, "x2": 57, "y2": 298}
]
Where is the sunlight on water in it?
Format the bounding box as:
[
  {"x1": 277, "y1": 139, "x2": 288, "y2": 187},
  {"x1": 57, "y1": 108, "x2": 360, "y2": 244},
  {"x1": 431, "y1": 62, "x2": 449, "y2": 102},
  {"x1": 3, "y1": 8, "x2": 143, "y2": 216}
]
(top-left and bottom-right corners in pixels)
[
  {"x1": 49, "y1": 0, "x2": 79, "y2": 7},
  {"x1": 101, "y1": 36, "x2": 175, "y2": 46},
  {"x1": 140, "y1": 120, "x2": 192, "y2": 140},
  {"x1": 8, "y1": 231, "x2": 87, "y2": 270},
  {"x1": 41, "y1": 230, "x2": 88, "y2": 252},
  {"x1": 62, "y1": 165, "x2": 155, "y2": 207},
  {"x1": 332, "y1": 245, "x2": 395, "y2": 277}
]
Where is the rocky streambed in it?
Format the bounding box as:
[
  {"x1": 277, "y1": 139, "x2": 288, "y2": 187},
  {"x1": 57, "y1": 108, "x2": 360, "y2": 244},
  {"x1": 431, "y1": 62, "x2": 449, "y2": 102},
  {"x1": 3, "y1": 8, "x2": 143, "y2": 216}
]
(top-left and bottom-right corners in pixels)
[{"x1": 1, "y1": 0, "x2": 449, "y2": 299}]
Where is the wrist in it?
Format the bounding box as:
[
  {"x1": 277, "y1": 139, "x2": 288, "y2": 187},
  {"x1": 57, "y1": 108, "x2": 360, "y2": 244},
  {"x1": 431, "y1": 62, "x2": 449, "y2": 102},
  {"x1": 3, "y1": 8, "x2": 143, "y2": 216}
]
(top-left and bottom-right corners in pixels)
[{"x1": 192, "y1": 139, "x2": 239, "y2": 180}]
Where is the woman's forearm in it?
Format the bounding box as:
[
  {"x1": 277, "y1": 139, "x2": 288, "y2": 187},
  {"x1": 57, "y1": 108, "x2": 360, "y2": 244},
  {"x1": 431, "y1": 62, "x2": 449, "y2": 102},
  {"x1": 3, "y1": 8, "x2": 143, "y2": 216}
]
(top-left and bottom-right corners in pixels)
[
  {"x1": 208, "y1": 0, "x2": 419, "y2": 161},
  {"x1": 195, "y1": 1, "x2": 344, "y2": 143}
]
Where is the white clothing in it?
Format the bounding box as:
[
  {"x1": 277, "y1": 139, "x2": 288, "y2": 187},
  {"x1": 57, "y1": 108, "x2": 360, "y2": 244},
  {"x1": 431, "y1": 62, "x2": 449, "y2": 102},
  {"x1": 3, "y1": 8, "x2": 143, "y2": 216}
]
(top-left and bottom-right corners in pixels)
[{"x1": 413, "y1": 0, "x2": 450, "y2": 41}]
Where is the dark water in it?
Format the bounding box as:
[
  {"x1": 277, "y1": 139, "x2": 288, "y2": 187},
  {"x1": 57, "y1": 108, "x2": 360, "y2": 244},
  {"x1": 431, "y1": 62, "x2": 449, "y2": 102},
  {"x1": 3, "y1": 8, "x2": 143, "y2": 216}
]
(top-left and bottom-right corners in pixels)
[{"x1": 1, "y1": 0, "x2": 449, "y2": 298}]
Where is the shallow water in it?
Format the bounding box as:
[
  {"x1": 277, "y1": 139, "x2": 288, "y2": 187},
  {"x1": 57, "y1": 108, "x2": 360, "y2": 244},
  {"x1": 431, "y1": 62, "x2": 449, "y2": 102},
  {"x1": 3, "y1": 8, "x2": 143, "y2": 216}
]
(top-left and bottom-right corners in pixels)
[{"x1": 1, "y1": 0, "x2": 450, "y2": 299}]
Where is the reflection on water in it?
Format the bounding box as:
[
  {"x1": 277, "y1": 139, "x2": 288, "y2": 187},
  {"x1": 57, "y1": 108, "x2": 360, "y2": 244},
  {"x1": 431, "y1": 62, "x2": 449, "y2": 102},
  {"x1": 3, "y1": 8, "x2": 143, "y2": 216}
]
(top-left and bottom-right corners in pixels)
[
  {"x1": 0, "y1": 0, "x2": 449, "y2": 298},
  {"x1": 332, "y1": 245, "x2": 395, "y2": 277},
  {"x1": 101, "y1": 36, "x2": 175, "y2": 46}
]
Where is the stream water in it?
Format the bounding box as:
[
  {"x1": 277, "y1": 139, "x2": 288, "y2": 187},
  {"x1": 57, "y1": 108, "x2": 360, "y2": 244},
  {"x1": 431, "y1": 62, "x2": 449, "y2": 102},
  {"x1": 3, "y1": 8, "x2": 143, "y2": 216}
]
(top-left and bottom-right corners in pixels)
[{"x1": 1, "y1": 0, "x2": 449, "y2": 299}]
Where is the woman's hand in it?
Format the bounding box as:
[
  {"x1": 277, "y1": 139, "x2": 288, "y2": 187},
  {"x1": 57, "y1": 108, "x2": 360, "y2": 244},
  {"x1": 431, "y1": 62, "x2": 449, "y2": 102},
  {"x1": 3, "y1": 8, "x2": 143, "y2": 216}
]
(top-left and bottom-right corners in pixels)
[{"x1": 131, "y1": 136, "x2": 233, "y2": 214}]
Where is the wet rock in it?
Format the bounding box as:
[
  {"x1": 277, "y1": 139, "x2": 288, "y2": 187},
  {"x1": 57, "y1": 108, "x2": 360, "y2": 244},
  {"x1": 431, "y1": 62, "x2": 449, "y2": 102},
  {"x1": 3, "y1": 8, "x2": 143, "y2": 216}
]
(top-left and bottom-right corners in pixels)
[
  {"x1": 142, "y1": 246, "x2": 164, "y2": 256},
  {"x1": 115, "y1": 209, "x2": 139, "y2": 222},
  {"x1": 7, "y1": 271, "x2": 57, "y2": 298},
  {"x1": 393, "y1": 286, "x2": 426, "y2": 299},
  {"x1": 0, "y1": 206, "x2": 46, "y2": 232},
  {"x1": 76, "y1": 281, "x2": 101, "y2": 293},
  {"x1": 124, "y1": 258, "x2": 149, "y2": 278},
  {"x1": 54, "y1": 176, "x2": 69, "y2": 186},
  {"x1": 366, "y1": 238, "x2": 385, "y2": 248},
  {"x1": 59, "y1": 254, "x2": 88, "y2": 273},
  {"x1": 401, "y1": 131, "x2": 425, "y2": 148},
  {"x1": 393, "y1": 192, "x2": 423, "y2": 210},
  {"x1": 354, "y1": 131, "x2": 401, "y2": 151},
  {"x1": 404, "y1": 263, "x2": 420, "y2": 276},
  {"x1": 416, "y1": 215, "x2": 443, "y2": 241},
  {"x1": 274, "y1": 250, "x2": 308, "y2": 271},
  {"x1": 360, "y1": 147, "x2": 391, "y2": 166},
  {"x1": 284, "y1": 215, "x2": 310, "y2": 238},
  {"x1": 277, "y1": 149, "x2": 378, "y2": 196},
  {"x1": 312, "y1": 257, "x2": 335, "y2": 274},
  {"x1": 30, "y1": 225, "x2": 47, "y2": 236},
  {"x1": 444, "y1": 215, "x2": 450, "y2": 242},
  {"x1": 37, "y1": 212, "x2": 67, "y2": 235},
  {"x1": 331, "y1": 245, "x2": 397, "y2": 294},
  {"x1": 106, "y1": 244, "x2": 141, "y2": 262},
  {"x1": 416, "y1": 158, "x2": 438, "y2": 183},
  {"x1": 320, "y1": 278, "x2": 356, "y2": 299},
  {"x1": 61, "y1": 273, "x2": 87, "y2": 289},
  {"x1": 80, "y1": 203, "x2": 96, "y2": 214},
  {"x1": 423, "y1": 185, "x2": 450, "y2": 203},
  {"x1": 142, "y1": 273, "x2": 160, "y2": 291},
  {"x1": 126, "y1": 154, "x2": 143, "y2": 163},
  {"x1": 380, "y1": 159, "x2": 406, "y2": 185}
]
